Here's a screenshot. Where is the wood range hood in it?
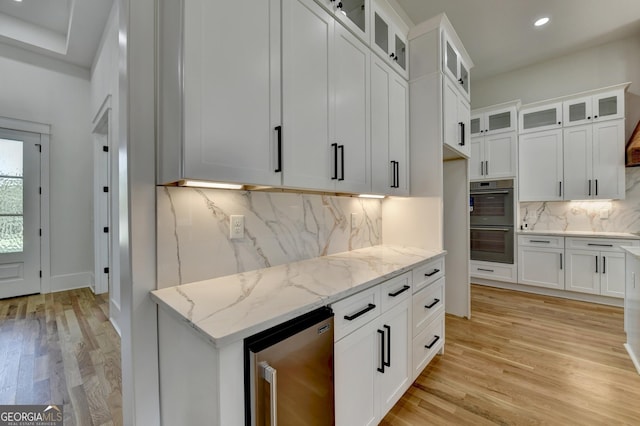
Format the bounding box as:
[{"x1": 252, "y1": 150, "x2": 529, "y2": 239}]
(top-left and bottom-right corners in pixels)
[{"x1": 627, "y1": 120, "x2": 640, "y2": 166}]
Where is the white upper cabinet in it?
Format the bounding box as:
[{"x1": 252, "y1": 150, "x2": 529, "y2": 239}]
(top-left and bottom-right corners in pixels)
[
  {"x1": 471, "y1": 105, "x2": 517, "y2": 137},
  {"x1": 158, "y1": 0, "x2": 282, "y2": 186},
  {"x1": 282, "y1": 0, "x2": 370, "y2": 193},
  {"x1": 442, "y1": 30, "x2": 470, "y2": 101},
  {"x1": 592, "y1": 120, "x2": 625, "y2": 200},
  {"x1": 518, "y1": 129, "x2": 563, "y2": 202},
  {"x1": 563, "y1": 89, "x2": 625, "y2": 127},
  {"x1": 315, "y1": 0, "x2": 370, "y2": 43},
  {"x1": 519, "y1": 102, "x2": 563, "y2": 134},
  {"x1": 371, "y1": 56, "x2": 409, "y2": 195},
  {"x1": 443, "y1": 77, "x2": 470, "y2": 158},
  {"x1": 371, "y1": 0, "x2": 408, "y2": 79},
  {"x1": 470, "y1": 133, "x2": 517, "y2": 180}
]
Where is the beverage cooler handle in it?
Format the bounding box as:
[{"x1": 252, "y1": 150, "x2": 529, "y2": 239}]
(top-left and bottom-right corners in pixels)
[{"x1": 259, "y1": 361, "x2": 278, "y2": 426}]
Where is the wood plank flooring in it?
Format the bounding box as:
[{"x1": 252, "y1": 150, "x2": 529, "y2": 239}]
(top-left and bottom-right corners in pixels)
[
  {"x1": 382, "y1": 285, "x2": 640, "y2": 425},
  {"x1": 0, "y1": 288, "x2": 121, "y2": 426}
]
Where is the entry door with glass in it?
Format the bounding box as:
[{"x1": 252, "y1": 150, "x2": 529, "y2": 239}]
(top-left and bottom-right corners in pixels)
[{"x1": 0, "y1": 129, "x2": 41, "y2": 299}]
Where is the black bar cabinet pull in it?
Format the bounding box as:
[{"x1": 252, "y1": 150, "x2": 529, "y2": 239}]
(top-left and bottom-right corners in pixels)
[
  {"x1": 595, "y1": 179, "x2": 598, "y2": 196},
  {"x1": 424, "y1": 269, "x2": 440, "y2": 277},
  {"x1": 603, "y1": 256, "x2": 606, "y2": 274},
  {"x1": 331, "y1": 143, "x2": 338, "y2": 180},
  {"x1": 425, "y1": 298, "x2": 440, "y2": 309},
  {"x1": 395, "y1": 161, "x2": 400, "y2": 188},
  {"x1": 425, "y1": 335, "x2": 440, "y2": 349},
  {"x1": 588, "y1": 179, "x2": 591, "y2": 196},
  {"x1": 339, "y1": 145, "x2": 345, "y2": 181},
  {"x1": 587, "y1": 243, "x2": 613, "y2": 247},
  {"x1": 383, "y1": 325, "x2": 391, "y2": 367},
  {"x1": 530, "y1": 240, "x2": 551, "y2": 244},
  {"x1": 388, "y1": 285, "x2": 410, "y2": 297},
  {"x1": 477, "y1": 268, "x2": 494, "y2": 272},
  {"x1": 274, "y1": 126, "x2": 282, "y2": 173},
  {"x1": 559, "y1": 181, "x2": 562, "y2": 197},
  {"x1": 595, "y1": 255, "x2": 599, "y2": 273},
  {"x1": 377, "y1": 329, "x2": 385, "y2": 373},
  {"x1": 390, "y1": 161, "x2": 395, "y2": 188},
  {"x1": 560, "y1": 253, "x2": 563, "y2": 270},
  {"x1": 344, "y1": 303, "x2": 376, "y2": 321},
  {"x1": 459, "y1": 122, "x2": 465, "y2": 146},
  {"x1": 485, "y1": 161, "x2": 488, "y2": 175}
]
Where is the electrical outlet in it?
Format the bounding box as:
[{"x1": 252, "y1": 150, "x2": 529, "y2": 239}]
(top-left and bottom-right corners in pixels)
[
  {"x1": 600, "y1": 209, "x2": 609, "y2": 220},
  {"x1": 230, "y1": 215, "x2": 244, "y2": 239}
]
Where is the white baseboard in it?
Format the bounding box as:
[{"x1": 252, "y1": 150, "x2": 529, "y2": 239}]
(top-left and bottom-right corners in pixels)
[
  {"x1": 50, "y1": 271, "x2": 93, "y2": 293},
  {"x1": 625, "y1": 343, "x2": 640, "y2": 375}
]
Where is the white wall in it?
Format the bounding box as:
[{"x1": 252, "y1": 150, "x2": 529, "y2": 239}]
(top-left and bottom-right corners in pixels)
[{"x1": 0, "y1": 45, "x2": 93, "y2": 291}]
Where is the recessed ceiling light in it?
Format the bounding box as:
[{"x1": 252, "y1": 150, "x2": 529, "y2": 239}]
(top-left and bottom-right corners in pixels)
[{"x1": 534, "y1": 17, "x2": 550, "y2": 27}]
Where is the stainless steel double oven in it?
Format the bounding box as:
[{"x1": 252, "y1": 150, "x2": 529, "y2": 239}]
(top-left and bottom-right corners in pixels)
[{"x1": 470, "y1": 179, "x2": 515, "y2": 264}]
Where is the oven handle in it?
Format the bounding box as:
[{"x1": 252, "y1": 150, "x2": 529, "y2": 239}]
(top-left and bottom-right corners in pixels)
[
  {"x1": 469, "y1": 190, "x2": 511, "y2": 195},
  {"x1": 470, "y1": 227, "x2": 512, "y2": 232}
]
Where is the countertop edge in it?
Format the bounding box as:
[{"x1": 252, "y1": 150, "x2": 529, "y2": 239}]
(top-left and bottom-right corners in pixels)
[{"x1": 517, "y1": 230, "x2": 640, "y2": 240}]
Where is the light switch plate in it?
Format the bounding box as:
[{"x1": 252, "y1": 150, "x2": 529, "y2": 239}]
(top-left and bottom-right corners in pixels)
[{"x1": 230, "y1": 215, "x2": 244, "y2": 239}]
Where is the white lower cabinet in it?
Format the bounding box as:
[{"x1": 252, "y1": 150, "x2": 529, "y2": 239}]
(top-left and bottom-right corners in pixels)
[
  {"x1": 517, "y1": 235, "x2": 565, "y2": 290},
  {"x1": 334, "y1": 274, "x2": 411, "y2": 426},
  {"x1": 470, "y1": 260, "x2": 517, "y2": 283}
]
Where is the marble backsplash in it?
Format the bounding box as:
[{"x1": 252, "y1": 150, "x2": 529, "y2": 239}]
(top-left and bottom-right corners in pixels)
[
  {"x1": 157, "y1": 187, "x2": 382, "y2": 288},
  {"x1": 520, "y1": 167, "x2": 640, "y2": 233}
]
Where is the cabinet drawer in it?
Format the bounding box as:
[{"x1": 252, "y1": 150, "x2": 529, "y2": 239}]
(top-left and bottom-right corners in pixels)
[
  {"x1": 332, "y1": 286, "x2": 381, "y2": 342},
  {"x1": 470, "y1": 261, "x2": 516, "y2": 283},
  {"x1": 412, "y1": 257, "x2": 445, "y2": 293},
  {"x1": 412, "y1": 314, "x2": 444, "y2": 379},
  {"x1": 380, "y1": 272, "x2": 412, "y2": 313},
  {"x1": 565, "y1": 238, "x2": 639, "y2": 252},
  {"x1": 412, "y1": 277, "x2": 444, "y2": 337},
  {"x1": 518, "y1": 235, "x2": 564, "y2": 248}
]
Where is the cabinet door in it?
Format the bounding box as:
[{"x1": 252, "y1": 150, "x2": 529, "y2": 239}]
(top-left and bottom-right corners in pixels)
[
  {"x1": 388, "y1": 72, "x2": 409, "y2": 195},
  {"x1": 181, "y1": 0, "x2": 282, "y2": 186},
  {"x1": 593, "y1": 120, "x2": 625, "y2": 200},
  {"x1": 518, "y1": 129, "x2": 563, "y2": 202},
  {"x1": 519, "y1": 103, "x2": 563, "y2": 134},
  {"x1": 458, "y1": 56, "x2": 470, "y2": 99},
  {"x1": 334, "y1": 320, "x2": 378, "y2": 426},
  {"x1": 485, "y1": 107, "x2": 516, "y2": 135},
  {"x1": 457, "y1": 97, "x2": 471, "y2": 158},
  {"x1": 469, "y1": 138, "x2": 484, "y2": 180},
  {"x1": 371, "y1": 57, "x2": 392, "y2": 194},
  {"x1": 392, "y1": 31, "x2": 408, "y2": 78},
  {"x1": 332, "y1": 0, "x2": 369, "y2": 43},
  {"x1": 565, "y1": 250, "x2": 600, "y2": 295},
  {"x1": 377, "y1": 301, "x2": 411, "y2": 416},
  {"x1": 600, "y1": 251, "x2": 625, "y2": 298},
  {"x1": 282, "y1": 0, "x2": 334, "y2": 190},
  {"x1": 518, "y1": 246, "x2": 564, "y2": 289},
  {"x1": 484, "y1": 132, "x2": 516, "y2": 179},
  {"x1": 593, "y1": 90, "x2": 624, "y2": 122},
  {"x1": 563, "y1": 125, "x2": 593, "y2": 200},
  {"x1": 470, "y1": 113, "x2": 484, "y2": 138},
  {"x1": 442, "y1": 31, "x2": 459, "y2": 86},
  {"x1": 334, "y1": 24, "x2": 371, "y2": 193},
  {"x1": 563, "y1": 96, "x2": 593, "y2": 127},
  {"x1": 443, "y1": 78, "x2": 460, "y2": 154}
]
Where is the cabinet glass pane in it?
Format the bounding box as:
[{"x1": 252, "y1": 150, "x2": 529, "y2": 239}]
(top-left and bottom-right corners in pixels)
[
  {"x1": 446, "y1": 42, "x2": 457, "y2": 76},
  {"x1": 341, "y1": 0, "x2": 366, "y2": 33},
  {"x1": 569, "y1": 103, "x2": 587, "y2": 122},
  {"x1": 395, "y1": 35, "x2": 406, "y2": 70},
  {"x1": 522, "y1": 108, "x2": 557, "y2": 130},
  {"x1": 460, "y1": 62, "x2": 469, "y2": 93},
  {"x1": 470, "y1": 117, "x2": 481, "y2": 134},
  {"x1": 598, "y1": 96, "x2": 617, "y2": 117},
  {"x1": 488, "y1": 112, "x2": 511, "y2": 131},
  {"x1": 374, "y1": 13, "x2": 388, "y2": 53}
]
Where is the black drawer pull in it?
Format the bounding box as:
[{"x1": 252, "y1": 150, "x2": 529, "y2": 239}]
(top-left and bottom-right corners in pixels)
[
  {"x1": 344, "y1": 303, "x2": 376, "y2": 321},
  {"x1": 425, "y1": 298, "x2": 440, "y2": 309},
  {"x1": 530, "y1": 240, "x2": 551, "y2": 244},
  {"x1": 377, "y1": 329, "x2": 385, "y2": 373},
  {"x1": 587, "y1": 243, "x2": 613, "y2": 247},
  {"x1": 477, "y1": 268, "x2": 494, "y2": 272},
  {"x1": 383, "y1": 324, "x2": 391, "y2": 367},
  {"x1": 425, "y1": 335, "x2": 440, "y2": 349},
  {"x1": 424, "y1": 269, "x2": 440, "y2": 277},
  {"x1": 388, "y1": 285, "x2": 410, "y2": 297}
]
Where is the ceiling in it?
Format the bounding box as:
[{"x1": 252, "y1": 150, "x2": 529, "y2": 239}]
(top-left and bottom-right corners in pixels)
[
  {"x1": 0, "y1": 0, "x2": 112, "y2": 69},
  {"x1": 396, "y1": 0, "x2": 640, "y2": 81}
]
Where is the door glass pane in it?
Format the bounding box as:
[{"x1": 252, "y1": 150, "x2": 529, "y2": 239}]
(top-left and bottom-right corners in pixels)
[
  {"x1": 522, "y1": 108, "x2": 557, "y2": 129},
  {"x1": 0, "y1": 138, "x2": 24, "y2": 254},
  {"x1": 341, "y1": 0, "x2": 365, "y2": 33},
  {"x1": 460, "y1": 62, "x2": 469, "y2": 93},
  {"x1": 470, "y1": 117, "x2": 481, "y2": 134},
  {"x1": 394, "y1": 35, "x2": 406, "y2": 70},
  {"x1": 446, "y1": 41, "x2": 457, "y2": 76},
  {"x1": 569, "y1": 103, "x2": 587, "y2": 122},
  {"x1": 598, "y1": 96, "x2": 617, "y2": 117},
  {"x1": 488, "y1": 112, "x2": 511, "y2": 131},
  {"x1": 374, "y1": 13, "x2": 388, "y2": 53}
]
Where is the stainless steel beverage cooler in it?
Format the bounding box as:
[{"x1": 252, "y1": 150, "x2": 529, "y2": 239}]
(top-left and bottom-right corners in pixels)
[{"x1": 245, "y1": 307, "x2": 335, "y2": 426}]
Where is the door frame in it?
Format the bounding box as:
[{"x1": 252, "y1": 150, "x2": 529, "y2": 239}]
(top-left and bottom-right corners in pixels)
[{"x1": 0, "y1": 115, "x2": 51, "y2": 294}]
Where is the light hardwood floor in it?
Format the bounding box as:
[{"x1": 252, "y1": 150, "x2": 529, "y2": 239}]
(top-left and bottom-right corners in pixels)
[
  {"x1": 2, "y1": 285, "x2": 640, "y2": 425},
  {"x1": 383, "y1": 285, "x2": 640, "y2": 425},
  {"x1": 0, "y1": 288, "x2": 121, "y2": 426}
]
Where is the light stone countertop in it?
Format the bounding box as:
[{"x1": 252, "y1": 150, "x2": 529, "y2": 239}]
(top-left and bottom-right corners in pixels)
[
  {"x1": 517, "y1": 230, "x2": 640, "y2": 240},
  {"x1": 151, "y1": 245, "x2": 445, "y2": 348},
  {"x1": 622, "y1": 246, "x2": 640, "y2": 258}
]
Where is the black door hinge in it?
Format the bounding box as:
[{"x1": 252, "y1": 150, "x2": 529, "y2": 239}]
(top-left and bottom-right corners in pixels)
[
  {"x1": 39, "y1": 187, "x2": 42, "y2": 195},
  {"x1": 103, "y1": 186, "x2": 109, "y2": 192},
  {"x1": 39, "y1": 228, "x2": 42, "y2": 237},
  {"x1": 39, "y1": 271, "x2": 42, "y2": 278},
  {"x1": 103, "y1": 226, "x2": 109, "y2": 233},
  {"x1": 104, "y1": 267, "x2": 110, "y2": 274},
  {"x1": 103, "y1": 146, "x2": 109, "y2": 152}
]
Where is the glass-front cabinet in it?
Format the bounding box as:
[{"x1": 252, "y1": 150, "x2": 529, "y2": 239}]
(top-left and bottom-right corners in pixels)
[
  {"x1": 519, "y1": 102, "x2": 563, "y2": 134},
  {"x1": 563, "y1": 89, "x2": 625, "y2": 127},
  {"x1": 442, "y1": 30, "x2": 470, "y2": 100},
  {"x1": 371, "y1": 0, "x2": 408, "y2": 78},
  {"x1": 471, "y1": 106, "x2": 517, "y2": 137},
  {"x1": 316, "y1": 0, "x2": 370, "y2": 43}
]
